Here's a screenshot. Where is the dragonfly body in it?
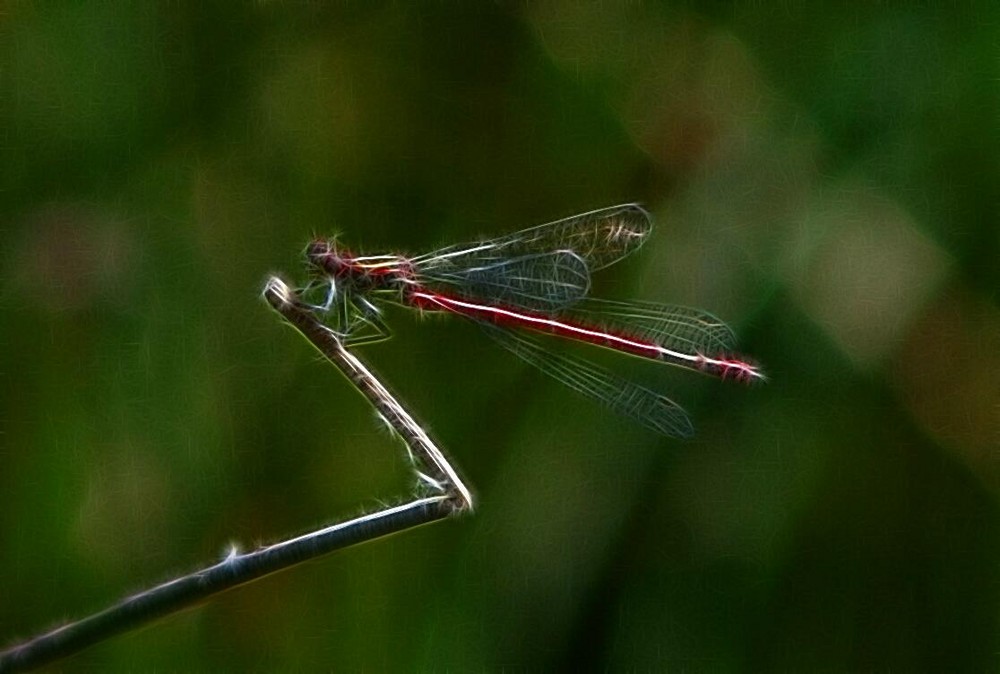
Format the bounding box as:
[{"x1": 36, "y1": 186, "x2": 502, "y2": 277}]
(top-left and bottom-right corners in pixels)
[{"x1": 305, "y1": 204, "x2": 763, "y2": 438}]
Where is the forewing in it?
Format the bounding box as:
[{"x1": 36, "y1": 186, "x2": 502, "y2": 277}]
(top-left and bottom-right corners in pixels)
[{"x1": 414, "y1": 204, "x2": 652, "y2": 275}]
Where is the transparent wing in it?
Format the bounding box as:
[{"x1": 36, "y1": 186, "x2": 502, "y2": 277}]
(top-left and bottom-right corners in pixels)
[
  {"x1": 417, "y1": 250, "x2": 591, "y2": 312},
  {"x1": 413, "y1": 204, "x2": 653, "y2": 274},
  {"x1": 479, "y1": 322, "x2": 694, "y2": 439},
  {"x1": 567, "y1": 298, "x2": 737, "y2": 358}
]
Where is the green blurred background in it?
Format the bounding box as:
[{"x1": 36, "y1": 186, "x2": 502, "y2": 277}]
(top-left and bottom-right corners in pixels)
[{"x1": 2, "y1": 2, "x2": 999, "y2": 671}]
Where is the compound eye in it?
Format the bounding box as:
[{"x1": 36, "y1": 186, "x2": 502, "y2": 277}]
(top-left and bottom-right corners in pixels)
[
  {"x1": 305, "y1": 240, "x2": 337, "y2": 271},
  {"x1": 305, "y1": 240, "x2": 329, "y2": 259}
]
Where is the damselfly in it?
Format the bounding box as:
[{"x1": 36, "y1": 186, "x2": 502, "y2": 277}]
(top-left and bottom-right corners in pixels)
[{"x1": 303, "y1": 204, "x2": 763, "y2": 438}]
